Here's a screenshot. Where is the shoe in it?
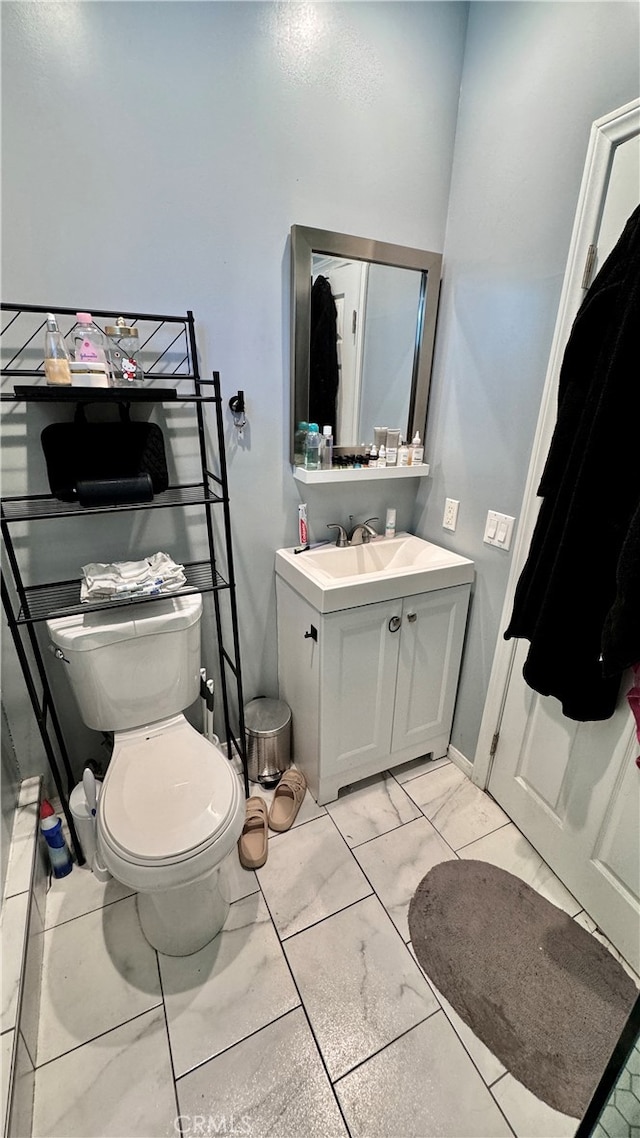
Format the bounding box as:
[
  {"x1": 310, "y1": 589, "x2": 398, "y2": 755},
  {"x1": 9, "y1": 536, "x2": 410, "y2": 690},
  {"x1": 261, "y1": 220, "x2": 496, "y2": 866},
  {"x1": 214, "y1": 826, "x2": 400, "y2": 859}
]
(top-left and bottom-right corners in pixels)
[
  {"x1": 238, "y1": 797, "x2": 269, "y2": 869},
  {"x1": 268, "y1": 769, "x2": 307, "y2": 832}
]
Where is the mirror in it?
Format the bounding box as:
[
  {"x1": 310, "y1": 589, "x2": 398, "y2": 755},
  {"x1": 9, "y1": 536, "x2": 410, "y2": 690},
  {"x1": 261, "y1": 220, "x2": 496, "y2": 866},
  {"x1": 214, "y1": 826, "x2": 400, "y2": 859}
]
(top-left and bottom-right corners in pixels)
[{"x1": 290, "y1": 225, "x2": 442, "y2": 461}]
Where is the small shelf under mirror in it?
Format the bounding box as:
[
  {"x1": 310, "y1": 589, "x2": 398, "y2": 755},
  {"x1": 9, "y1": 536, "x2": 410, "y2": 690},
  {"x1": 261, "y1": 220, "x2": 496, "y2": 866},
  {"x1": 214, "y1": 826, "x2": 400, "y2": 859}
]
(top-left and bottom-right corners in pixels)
[{"x1": 293, "y1": 464, "x2": 430, "y2": 484}]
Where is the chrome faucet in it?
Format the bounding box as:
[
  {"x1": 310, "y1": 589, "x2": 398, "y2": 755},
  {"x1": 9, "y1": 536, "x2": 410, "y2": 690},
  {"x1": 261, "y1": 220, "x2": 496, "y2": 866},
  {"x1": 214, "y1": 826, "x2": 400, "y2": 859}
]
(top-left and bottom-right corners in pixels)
[
  {"x1": 326, "y1": 517, "x2": 379, "y2": 546},
  {"x1": 326, "y1": 523, "x2": 349, "y2": 547},
  {"x1": 348, "y1": 516, "x2": 379, "y2": 545}
]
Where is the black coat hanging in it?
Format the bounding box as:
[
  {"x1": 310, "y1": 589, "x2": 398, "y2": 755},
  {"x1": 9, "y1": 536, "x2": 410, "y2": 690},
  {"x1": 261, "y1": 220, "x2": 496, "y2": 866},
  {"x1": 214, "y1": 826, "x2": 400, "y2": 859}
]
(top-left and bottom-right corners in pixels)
[
  {"x1": 309, "y1": 274, "x2": 339, "y2": 432},
  {"x1": 504, "y1": 204, "x2": 640, "y2": 721}
]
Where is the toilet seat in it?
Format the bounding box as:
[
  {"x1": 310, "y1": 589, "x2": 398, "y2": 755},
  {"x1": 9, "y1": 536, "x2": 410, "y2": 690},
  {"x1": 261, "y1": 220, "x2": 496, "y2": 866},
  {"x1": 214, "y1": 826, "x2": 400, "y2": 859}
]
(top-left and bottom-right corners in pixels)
[{"x1": 98, "y1": 714, "x2": 244, "y2": 889}]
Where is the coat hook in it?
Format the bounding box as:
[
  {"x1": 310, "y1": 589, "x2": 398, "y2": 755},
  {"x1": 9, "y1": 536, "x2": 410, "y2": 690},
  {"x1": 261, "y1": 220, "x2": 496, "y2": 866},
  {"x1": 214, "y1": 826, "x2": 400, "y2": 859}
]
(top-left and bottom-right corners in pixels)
[{"x1": 228, "y1": 390, "x2": 246, "y2": 438}]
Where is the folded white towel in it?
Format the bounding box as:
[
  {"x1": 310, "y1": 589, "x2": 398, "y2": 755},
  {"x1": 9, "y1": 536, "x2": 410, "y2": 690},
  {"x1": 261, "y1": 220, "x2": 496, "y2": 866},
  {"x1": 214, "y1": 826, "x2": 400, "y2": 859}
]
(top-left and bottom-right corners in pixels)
[{"x1": 80, "y1": 552, "x2": 187, "y2": 603}]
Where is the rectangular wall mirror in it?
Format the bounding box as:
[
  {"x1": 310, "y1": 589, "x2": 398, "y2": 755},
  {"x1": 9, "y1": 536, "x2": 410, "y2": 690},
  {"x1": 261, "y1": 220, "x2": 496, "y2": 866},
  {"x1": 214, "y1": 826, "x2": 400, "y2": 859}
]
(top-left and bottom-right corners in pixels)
[{"x1": 290, "y1": 225, "x2": 442, "y2": 462}]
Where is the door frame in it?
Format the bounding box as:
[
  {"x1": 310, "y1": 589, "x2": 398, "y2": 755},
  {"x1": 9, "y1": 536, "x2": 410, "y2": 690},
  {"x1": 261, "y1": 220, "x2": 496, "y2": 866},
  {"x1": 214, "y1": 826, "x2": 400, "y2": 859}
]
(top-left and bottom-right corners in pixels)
[{"x1": 472, "y1": 97, "x2": 640, "y2": 790}]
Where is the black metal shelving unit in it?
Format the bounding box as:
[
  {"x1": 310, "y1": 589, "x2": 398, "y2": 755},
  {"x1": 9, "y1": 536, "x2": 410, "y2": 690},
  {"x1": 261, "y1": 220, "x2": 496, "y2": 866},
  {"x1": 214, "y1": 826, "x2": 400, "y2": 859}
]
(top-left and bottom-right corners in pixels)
[{"x1": 1, "y1": 303, "x2": 249, "y2": 864}]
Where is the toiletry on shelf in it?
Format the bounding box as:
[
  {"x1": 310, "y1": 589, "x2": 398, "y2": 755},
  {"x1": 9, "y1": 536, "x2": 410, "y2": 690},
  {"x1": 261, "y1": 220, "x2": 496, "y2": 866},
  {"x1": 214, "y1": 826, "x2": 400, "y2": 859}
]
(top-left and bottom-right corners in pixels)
[
  {"x1": 385, "y1": 508, "x2": 397, "y2": 538},
  {"x1": 294, "y1": 421, "x2": 309, "y2": 467},
  {"x1": 386, "y1": 429, "x2": 401, "y2": 466},
  {"x1": 74, "y1": 312, "x2": 111, "y2": 380},
  {"x1": 378, "y1": 445, "x2": 387, "y2": 468},
  {"x1": 397, "y1": 438, "x2": 410, "y2": 467},
  {"x1": 321, "y1": 425, "x2": 333, "y2": 470},
  {"x1": 304, "y1": 423, "x2": 321, "y2": 470},
  {"x1": 105, "y1": 317, "x2": 144, "y2": 387},
  {"x1": 40, "y1": 799, "x2": 73, "y2": 878},
  {"x1": 69, "y1": 360, "x2": 110, "y2": 388},
  {"x1": 409, "y1": 432, "x2": 424, "y2": 465},
  {"x1": 373, "y1": 426, "x2": 387, "y2": 451},
  {"x1": 369, "y1": 445, "x2": 378, "y2": 469},
  {"x1": 44, "y1": 313, "x2": 71, "y2": 386}
]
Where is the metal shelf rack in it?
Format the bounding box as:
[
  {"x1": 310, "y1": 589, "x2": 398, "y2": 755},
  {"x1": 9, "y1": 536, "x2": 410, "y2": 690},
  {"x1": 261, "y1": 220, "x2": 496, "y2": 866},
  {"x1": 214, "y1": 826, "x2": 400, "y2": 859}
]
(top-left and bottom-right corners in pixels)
[{"x1": 1, "y1": 303, "x2": 249, "y2": 863}]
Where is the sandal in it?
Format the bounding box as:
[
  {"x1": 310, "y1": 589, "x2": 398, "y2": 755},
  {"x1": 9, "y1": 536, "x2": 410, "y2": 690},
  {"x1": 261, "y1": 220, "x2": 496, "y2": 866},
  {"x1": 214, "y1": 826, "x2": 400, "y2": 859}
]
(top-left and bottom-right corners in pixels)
[
  {"x1": 268, "y1": 769, "x2": 307, "y2": 832},
  {"x1": 238, "y1": 797, "x2": 269, "y2": 869}
]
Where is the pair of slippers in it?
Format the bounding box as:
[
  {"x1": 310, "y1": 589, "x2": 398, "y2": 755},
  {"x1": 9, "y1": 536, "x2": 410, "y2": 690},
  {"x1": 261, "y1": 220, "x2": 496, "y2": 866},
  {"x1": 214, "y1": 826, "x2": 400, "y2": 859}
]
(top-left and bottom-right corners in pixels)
[{"x1": 238, "y1": 768, "x2": 307, "y2": 869}]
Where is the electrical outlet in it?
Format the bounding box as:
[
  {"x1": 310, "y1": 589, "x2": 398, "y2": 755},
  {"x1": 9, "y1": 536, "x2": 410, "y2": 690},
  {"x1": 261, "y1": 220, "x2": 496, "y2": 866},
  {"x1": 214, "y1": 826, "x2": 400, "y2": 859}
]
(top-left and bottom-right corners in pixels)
[{"x1": 443, "y1": 498, "x2": 459, "y2": 531}]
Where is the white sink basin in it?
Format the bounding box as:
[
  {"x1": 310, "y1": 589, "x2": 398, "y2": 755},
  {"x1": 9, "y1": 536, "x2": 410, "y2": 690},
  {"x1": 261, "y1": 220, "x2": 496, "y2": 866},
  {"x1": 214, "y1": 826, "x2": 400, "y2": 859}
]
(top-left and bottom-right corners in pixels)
[{"x1": 275, "y1": 533, "x2": 474, "y2": 613}]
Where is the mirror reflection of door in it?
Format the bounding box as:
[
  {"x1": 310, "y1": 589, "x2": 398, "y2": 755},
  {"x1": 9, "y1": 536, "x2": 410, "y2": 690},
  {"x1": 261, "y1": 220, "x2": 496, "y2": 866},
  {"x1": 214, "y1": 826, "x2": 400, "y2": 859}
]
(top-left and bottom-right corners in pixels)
[
  {"x1": 312, "y1": 255, "x2": 368, "y2": 445},
  {"x1": 310, "y1": 253, "x2": 424, "y2": 447}
]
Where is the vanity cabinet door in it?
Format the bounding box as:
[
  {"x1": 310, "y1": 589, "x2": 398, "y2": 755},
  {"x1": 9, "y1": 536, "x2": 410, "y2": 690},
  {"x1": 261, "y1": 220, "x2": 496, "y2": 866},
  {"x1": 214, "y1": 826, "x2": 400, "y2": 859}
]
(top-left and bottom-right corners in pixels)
[
  {"x1": 391, "y1": 585, "x2": 470, "y2": 756},
  {"x1": 321, "y1": 599, "x2": 401, "y2": 778},
  {"x1": 276, "y1": 578, "x2": 321, "y2": 790}
]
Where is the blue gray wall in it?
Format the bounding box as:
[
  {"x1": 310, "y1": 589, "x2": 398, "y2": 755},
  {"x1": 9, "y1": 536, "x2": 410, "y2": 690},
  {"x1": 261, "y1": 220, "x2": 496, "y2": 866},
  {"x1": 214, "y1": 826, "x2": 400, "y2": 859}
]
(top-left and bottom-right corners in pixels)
[
  {"x1": 414, "y1": 1, "x2": 640, "y2": 760},
  {"x1": 2, "y1": 2, "x2": 638, "y2": 778},
  {"x1": 1, "y1": 1, "x2": 468, "y2": 778}
]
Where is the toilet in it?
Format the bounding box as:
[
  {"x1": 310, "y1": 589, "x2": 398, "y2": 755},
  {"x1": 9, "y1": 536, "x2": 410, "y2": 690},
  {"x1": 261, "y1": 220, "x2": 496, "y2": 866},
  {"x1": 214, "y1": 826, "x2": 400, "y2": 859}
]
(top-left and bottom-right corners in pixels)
[{"x1": 47, "y1": 593, "x2": 245, "y2": 956}]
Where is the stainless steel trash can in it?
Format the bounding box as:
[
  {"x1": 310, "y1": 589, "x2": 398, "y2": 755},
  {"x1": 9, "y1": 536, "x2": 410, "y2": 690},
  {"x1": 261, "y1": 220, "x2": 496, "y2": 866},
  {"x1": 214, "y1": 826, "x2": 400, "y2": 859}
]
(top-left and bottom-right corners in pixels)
[{"x1": 245, "y1": 697, "x2": 292, "y2": 787}]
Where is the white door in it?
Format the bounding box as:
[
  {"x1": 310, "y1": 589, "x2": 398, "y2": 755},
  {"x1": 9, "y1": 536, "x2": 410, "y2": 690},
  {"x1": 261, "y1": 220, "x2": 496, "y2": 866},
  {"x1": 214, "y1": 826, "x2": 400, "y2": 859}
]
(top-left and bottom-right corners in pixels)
[
  {"x1": 313, "y1": 257, "x2": 368, "y2": 444},
  {"x1": 479, "y1": 102, "x2": 640, "y2": 971}
]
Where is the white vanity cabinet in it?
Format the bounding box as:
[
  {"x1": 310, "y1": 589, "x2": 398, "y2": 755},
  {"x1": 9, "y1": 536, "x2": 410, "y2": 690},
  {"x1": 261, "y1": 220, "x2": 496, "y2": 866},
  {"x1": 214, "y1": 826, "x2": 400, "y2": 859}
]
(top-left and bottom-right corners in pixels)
[{"x1": 276, "y1": 576, "x2": 471, "y2": 804}]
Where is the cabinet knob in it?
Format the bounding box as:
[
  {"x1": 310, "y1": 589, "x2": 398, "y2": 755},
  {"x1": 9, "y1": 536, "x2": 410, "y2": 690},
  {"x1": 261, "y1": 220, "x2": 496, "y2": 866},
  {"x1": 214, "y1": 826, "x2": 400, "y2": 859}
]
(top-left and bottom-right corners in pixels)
[
  {"x1": 407, "y1": 612, "x2": 417, "y2": 623},
  {"x1": 388, "y1": 616, "x2": 402, "y2": 633}
]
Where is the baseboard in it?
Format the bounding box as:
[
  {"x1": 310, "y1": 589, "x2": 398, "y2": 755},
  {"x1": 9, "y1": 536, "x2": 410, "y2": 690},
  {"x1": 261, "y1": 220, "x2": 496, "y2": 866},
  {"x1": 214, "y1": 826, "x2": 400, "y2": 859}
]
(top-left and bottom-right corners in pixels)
[
  {"x1": 447, "y1": 745, "x2": 474, "y2": 778},
  {"x1": 1, "y1": 776, "x2": 45, "y2": 1138}
]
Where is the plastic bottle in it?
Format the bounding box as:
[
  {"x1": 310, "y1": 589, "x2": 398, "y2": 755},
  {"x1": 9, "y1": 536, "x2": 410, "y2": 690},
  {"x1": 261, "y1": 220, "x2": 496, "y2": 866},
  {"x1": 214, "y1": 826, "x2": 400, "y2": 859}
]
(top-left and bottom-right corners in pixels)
[
  {"x1": 294, "y1": 421, "x2": 309, "y2": 467},
  {"x1": 397, "y1": 438, "x2": 410, "y2": 467},
  {"x1": 44, "y1": 314, "x2": 71, "y2": 386},
  {"x1": 385, "y1": 508, "x2": 397, "y2": 538},
  {"x1": 369, "y1": 444, "x2": 378, "y2": 469},
  {"x1": 409, "y1": 432, "x2": 424, "y2": 466},
  {"x1": 378, "y1": 445, "x2": 387, "y2": 469},
  {"x1": 40, "y1": 800, "x2": 73, "y2": 878},
  {"x1": 74, "y1": 313, "x2": 111, "y2": 377},
  {"x1": 304, "y1": 423, "x2": 321, "y2": 470},
  {"x1": 321, "y1": 425, "x2": 333, "y2": 470}
]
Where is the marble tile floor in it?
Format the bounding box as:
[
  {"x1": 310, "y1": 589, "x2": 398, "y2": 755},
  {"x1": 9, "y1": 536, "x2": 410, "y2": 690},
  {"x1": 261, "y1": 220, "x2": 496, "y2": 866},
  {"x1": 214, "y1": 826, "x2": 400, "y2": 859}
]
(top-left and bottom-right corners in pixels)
[{"x1": 30, "y1": 758, "x2": 633, "y2": 1138}]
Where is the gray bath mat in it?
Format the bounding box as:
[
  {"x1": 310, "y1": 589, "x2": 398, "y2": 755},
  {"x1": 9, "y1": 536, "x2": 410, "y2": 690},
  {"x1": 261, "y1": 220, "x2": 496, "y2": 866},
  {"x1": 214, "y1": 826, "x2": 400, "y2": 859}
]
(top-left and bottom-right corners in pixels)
[{"x1": 408, "y1": 859, "x2": 638, "y2": 1118}]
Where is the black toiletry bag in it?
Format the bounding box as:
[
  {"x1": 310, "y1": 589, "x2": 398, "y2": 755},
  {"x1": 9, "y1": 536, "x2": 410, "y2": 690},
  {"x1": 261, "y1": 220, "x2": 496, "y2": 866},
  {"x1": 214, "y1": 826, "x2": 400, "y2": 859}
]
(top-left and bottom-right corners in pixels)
[{"x1": 41, "y1": 402, "x2": 169, "y2": 503}]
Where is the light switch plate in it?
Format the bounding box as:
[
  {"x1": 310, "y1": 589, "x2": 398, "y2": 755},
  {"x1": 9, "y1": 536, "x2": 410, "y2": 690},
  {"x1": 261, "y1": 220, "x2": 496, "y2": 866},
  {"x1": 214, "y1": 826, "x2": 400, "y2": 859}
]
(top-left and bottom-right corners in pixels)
[
  {"x1": 443, "y1": 498, "x2": 459, "y2": 531},
  {"x1": 484, "y1": 510, "x2": 515, "y2": 550}
]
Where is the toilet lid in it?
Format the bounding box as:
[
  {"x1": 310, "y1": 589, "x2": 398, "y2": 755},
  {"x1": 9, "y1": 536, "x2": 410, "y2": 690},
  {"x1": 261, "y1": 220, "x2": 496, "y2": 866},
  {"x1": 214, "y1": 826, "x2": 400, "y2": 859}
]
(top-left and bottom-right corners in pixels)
[{"x1": 100, "y1": 719, "x2": 238, "y2": 863}]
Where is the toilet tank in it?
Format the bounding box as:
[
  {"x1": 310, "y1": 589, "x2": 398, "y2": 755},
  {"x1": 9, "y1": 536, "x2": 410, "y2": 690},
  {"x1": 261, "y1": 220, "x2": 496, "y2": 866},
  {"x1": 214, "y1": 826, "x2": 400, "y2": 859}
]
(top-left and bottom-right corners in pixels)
[{"x1": 47, "y1": 594, "x2": 203, "y2": 731}]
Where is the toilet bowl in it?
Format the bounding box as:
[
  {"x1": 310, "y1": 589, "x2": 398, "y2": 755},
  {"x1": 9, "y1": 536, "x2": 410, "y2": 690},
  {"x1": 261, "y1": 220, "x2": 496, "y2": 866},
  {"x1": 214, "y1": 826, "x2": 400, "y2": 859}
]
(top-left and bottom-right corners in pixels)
[
  {"x1": 98, "y1": 713, "x2": 244, "y2": 955},
  {"x1": 47, "y1": 594, "x2": 246, "y2": 956}
]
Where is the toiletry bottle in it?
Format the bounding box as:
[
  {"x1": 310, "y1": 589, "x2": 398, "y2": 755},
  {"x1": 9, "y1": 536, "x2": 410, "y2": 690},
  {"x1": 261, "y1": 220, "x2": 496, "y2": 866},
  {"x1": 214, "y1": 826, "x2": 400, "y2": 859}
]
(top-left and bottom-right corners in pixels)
[
  {"x1": 386, "y1": 429, "x2": 400, "y2": 466},
  {"x1": 378, "y1": 444, "x2": 387, "y2": 468},
  {"x1": 321, "y1": 426, "x2": 333, "y2": 470},
  {"x1": 294, "y1": 421, "x2": 309, "y2": 467},
  {"x1": 43, "y1": 314, "x2": 71, "y2": 386},
  {"x1": 74, "y1": 313, "x2": 111, "y2": 379},
  {"x1": 409, "y1": 432, "x2": 424, "y2": 466},
  {"x1": 304, "y1": 423, "x2": 321, "y2": 470},
  {"x1": 385, "y1": 508, "x2": 397, "y2": 538},
  {"x1": 397, "y1": 438, "x2": 410, "y2": 467},
  {"x1": 39, "y1": 800, "x2": 73, "y2": 878},
  {"x1": 369, "y1": 445, "x2": 378, "y2": 469}
]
